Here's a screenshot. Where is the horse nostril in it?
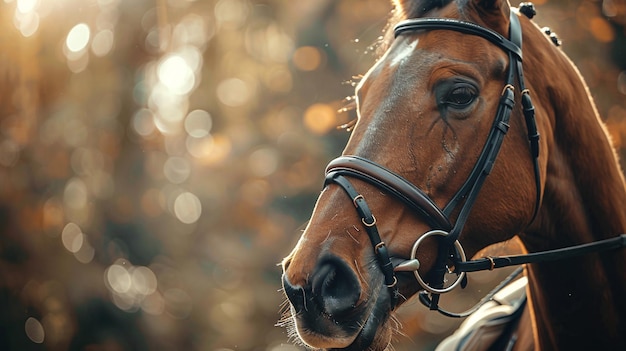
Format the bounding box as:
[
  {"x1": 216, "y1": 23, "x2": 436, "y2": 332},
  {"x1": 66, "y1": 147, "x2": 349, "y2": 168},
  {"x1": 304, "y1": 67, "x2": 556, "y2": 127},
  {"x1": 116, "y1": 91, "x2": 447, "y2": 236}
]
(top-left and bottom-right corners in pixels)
[
  {"x1": 311, "y1": 257, "x2": 361, "y2": 319},
  {"x1": 282, "y1": 274, "x2": 306, "y2": 313}
]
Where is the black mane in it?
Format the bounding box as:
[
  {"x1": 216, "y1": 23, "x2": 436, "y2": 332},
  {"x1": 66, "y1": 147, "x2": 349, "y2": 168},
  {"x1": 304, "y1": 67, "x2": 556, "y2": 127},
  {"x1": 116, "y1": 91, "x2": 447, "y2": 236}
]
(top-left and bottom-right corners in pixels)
[{"x1": 406, "y1": 0, "x2": 455, "y2": 18}]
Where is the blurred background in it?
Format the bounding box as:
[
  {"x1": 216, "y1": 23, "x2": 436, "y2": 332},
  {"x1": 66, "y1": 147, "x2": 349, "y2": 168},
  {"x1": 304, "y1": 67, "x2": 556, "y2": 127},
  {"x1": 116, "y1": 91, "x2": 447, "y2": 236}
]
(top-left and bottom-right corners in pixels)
[{"x1": 0, "y1": 0, "x2": 624, "y2": 350}]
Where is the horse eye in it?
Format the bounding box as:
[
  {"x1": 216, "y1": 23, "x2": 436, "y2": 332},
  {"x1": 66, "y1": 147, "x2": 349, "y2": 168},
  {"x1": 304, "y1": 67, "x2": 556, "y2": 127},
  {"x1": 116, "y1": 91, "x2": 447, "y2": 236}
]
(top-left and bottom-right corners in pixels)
[{"x1": 445, "y1": 86, "x2": 476, "y2": 108}]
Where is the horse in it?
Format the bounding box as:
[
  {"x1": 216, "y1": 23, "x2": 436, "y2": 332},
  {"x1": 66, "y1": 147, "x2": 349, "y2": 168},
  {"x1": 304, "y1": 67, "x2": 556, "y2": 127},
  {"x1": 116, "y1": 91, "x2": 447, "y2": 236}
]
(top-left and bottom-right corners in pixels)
[{"x1": 280, "y1": 0, "x2": 626, "y2": 350}]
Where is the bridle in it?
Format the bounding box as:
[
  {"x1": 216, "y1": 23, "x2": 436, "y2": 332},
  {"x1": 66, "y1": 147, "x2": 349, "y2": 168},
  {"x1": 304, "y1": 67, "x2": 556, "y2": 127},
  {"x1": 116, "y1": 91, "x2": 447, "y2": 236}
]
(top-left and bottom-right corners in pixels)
[{"x1": 323, "y1": 9, "x2": 626, "y2": 316}]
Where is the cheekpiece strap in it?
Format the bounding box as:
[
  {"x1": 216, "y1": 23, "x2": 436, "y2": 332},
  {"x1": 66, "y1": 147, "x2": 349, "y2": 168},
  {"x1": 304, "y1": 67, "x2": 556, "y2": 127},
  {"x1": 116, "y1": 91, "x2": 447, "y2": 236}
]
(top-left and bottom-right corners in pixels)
[{"x1": 326, "y1": 173, "x2": 400, "y2": 309}]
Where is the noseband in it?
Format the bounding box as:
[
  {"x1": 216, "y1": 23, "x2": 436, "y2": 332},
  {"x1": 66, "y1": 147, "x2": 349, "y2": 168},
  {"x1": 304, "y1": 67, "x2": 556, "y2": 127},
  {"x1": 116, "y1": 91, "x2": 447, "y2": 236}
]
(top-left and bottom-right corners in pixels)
[{"x1": 324, "y1": 10, "x2": 626, "y2": 315}]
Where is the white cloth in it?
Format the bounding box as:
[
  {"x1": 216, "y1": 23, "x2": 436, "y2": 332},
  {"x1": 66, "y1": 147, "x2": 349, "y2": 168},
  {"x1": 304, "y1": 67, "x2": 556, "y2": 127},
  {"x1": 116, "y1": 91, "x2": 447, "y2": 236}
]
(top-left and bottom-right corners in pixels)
[{"x1": 435, "y1": 277, "x2": 528, "y2": 351}]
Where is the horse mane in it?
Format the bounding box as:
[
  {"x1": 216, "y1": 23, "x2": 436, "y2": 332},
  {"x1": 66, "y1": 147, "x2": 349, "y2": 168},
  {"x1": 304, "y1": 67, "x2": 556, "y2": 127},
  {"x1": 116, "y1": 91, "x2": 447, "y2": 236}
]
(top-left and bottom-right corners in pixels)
[
  {"x1": 378, "y1": 0, "x2": 459, "y2": 55},
  {"x1": 393, "y1": 0, "x2": 454, "y2": 18}
]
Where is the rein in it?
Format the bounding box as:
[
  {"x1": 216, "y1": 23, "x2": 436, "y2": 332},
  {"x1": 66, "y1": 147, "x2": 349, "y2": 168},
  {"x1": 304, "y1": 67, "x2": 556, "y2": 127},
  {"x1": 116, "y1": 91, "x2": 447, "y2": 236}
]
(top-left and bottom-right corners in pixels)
[{"x1": 323, "y1": 9, "x2": 626, "y2": 316}]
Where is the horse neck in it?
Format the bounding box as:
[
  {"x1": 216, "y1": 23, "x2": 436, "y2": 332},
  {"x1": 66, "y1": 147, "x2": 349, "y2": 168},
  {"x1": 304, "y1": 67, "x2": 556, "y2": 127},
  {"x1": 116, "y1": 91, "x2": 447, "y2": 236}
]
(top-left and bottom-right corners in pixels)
[{"x1": 520, "y1": 27, "x2": 626, "y2": 350}]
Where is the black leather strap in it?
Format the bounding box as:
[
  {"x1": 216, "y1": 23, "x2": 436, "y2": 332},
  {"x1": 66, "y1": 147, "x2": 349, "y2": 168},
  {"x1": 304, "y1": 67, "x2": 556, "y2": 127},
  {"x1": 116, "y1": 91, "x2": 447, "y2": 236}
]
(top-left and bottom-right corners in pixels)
[
  {"x1": 326, "y1": 173, "x2": 400, "y2": 309},
  {"x1": 444, "y1": 84, "x2": 516, "y2": 244},
  {"x1": 510, "y1": 12, "x2": 542, "y2": 223},
  {"x1": 417, "y1": 235, "x2": 626, "y2": 318},
  {"x1": 394, "y1": 18, "x2": 523, "y2": 61},
  {"x1": 456, "y1": 234, "x2": 626, "y2": 273},
  {"x1": 389, "y1": 12, "x2": 542, "y2": 311},
  {"x1": 326, "y1": 156, "x2": 451, "y2": 230},
  {"x1": 418, "y1": 266, "x2": 524, "y2": 318},
  {"x1": 393, "y1": 13, "x2": 542, "y2": 230}
]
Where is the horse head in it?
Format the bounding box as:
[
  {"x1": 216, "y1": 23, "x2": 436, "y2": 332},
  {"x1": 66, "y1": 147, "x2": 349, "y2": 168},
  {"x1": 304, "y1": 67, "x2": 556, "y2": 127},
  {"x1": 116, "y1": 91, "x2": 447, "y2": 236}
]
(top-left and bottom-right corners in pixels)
[{"x1": 281, "y1": 0, "x2": 626, "y2": 350}]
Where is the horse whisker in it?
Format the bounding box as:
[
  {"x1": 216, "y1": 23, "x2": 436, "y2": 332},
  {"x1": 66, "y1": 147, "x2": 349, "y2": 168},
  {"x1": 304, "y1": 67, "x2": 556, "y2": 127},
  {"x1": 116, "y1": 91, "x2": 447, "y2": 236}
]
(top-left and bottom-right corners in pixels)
[
  {"x1": 354, "y1": 259, "x2": 370, "y2": 291},
  {"x1": 346, "y1": 229, "x2": 360, "y2": 243},
  {"x1": 322, "y1": 229, "x2": 332, "y2": 244}
]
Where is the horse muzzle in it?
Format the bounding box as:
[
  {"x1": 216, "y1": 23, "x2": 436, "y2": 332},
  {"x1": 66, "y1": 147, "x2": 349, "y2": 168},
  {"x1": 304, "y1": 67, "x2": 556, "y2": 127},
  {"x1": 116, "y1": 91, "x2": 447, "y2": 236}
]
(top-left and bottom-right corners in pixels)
[{"x1": 282, "y1": 254, "x2": 392, "y2": 350}]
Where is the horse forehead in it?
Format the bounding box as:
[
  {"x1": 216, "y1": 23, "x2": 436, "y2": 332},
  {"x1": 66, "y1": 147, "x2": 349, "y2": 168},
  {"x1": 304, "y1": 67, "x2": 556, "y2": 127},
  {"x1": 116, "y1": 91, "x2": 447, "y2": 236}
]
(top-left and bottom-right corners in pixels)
[
  {"x1": 349, "y1": 44, "x2": 439, "y2": 159},
  {"x1": 359, "y1": 32, "x2": 493, "y2": 94},
  {"x1": 359, "y1": 37, "x2": 426, "y2": 88},
  {"x1": 357, "y1": 28, "x2": 510, "y2": 106},
  {"x1": 389, "y1": 37, "x2": 420, "y2": 67}
]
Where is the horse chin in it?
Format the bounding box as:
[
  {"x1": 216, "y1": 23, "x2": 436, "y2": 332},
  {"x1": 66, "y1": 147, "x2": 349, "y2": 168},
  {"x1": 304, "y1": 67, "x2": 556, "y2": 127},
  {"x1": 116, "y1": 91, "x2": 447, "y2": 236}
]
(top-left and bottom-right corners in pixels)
[
  {"x1": 288, "y1": 287, "x2": 393, "y2": 351},
  {"x1": 332, "y1": 296, "x2": 393, "y2": 351}
]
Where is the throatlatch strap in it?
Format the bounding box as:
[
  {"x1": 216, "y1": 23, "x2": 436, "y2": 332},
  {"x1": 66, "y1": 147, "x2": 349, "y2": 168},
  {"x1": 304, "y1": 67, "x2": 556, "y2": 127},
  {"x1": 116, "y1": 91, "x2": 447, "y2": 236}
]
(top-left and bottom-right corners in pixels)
[{"x1": 510, "y1": 10, "x2": 542, "y2": 223}]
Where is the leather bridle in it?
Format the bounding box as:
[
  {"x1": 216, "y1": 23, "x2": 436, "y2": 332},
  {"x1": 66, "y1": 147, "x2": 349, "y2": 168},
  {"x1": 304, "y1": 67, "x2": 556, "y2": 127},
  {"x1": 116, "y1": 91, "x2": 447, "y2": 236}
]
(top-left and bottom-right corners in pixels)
[{"x1": 323, "y1": 10, "x2": 626, "y2": 315}]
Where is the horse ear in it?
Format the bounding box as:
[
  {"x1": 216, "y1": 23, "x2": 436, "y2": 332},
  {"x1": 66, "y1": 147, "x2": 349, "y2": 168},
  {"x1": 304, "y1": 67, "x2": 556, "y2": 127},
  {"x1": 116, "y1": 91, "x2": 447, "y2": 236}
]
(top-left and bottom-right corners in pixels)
[{"x1": 467, "y1": 0, "x2": 511, "y2": 34}]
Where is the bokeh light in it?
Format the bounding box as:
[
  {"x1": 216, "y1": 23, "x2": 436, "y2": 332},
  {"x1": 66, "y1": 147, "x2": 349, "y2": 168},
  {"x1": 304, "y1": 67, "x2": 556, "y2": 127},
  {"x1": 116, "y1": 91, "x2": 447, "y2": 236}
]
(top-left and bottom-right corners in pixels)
[
  {"x1": 91, "y1": 29, "x2": 115, "y2": 57},
  {"x1": 217, "y1": 78, "x2": 253, "y2": 107},
  {"x1": 66, "y1": 23, "x2": 91, "y2": 52},
  {"x1": 184, "y1": 109, "x2": 213, "y2": 137},
  {"x1": 14, "y1": 0, "x2": 40, "y2": 37},
  {"x1": 292, "y1": 46, "x2": 324, "y2": 71},
  {"x1": 17, "y1": 0, "x2": 39, "y2": 14},
  {"x1": 173, "y1": 191, "x2": 202, "y2": 224},
  {"x1": 158, "y1": 54, "x2": 196, "y2": 95},
  {"x1": 24, "y1": 317, "x2": 45, "y2": 344},
  {"x1": 303, "y1": 103, "x2": 337, "y2": 135},
  {"x1": 106, "y1": 263, "x2": 132, "y2": 294},
  {"x1": 61, "y1": 222, "x2": 84, "y2": 253},
  {"x1": 63, "y1": 178, "x2": 88, "y2": 210}
]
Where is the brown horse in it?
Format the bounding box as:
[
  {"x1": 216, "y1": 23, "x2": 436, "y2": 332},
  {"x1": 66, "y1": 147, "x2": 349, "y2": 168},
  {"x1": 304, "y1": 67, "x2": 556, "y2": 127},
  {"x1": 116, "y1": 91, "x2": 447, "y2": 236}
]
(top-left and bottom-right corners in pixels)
[{"x1": 281, "y1": 0, "x2": 626, "y2": 350}]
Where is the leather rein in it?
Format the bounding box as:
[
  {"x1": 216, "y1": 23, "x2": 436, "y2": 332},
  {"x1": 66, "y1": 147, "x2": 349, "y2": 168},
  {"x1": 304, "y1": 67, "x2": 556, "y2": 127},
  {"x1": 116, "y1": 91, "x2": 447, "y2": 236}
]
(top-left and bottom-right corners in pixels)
[{"x1": 323, "y1": 11, "x2": 626, "y2": 316}]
